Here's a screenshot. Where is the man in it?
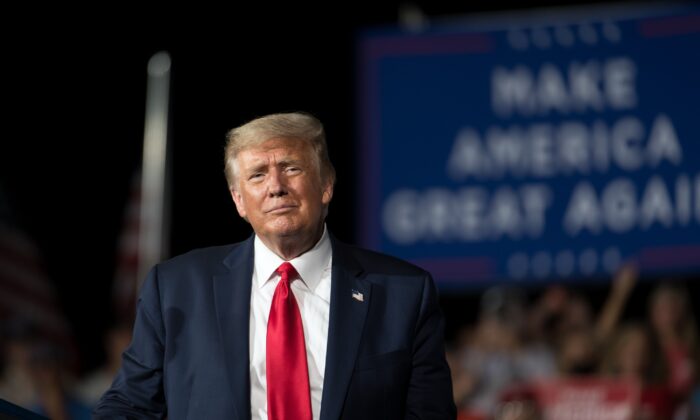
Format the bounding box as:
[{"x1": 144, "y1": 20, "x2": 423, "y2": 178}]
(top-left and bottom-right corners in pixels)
[{"x1": 94, "y1": 112, "x2": 455, "y2": 419}]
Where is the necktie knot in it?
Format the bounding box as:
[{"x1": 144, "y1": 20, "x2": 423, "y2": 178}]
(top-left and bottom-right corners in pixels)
[{"x1": 276, "y1": 262, "x2": 299, "y2": 284}]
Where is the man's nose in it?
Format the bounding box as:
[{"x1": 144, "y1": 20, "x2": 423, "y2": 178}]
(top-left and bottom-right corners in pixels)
[{"x1": 267, "y1": 168, "x2": 288, "y2": 197}]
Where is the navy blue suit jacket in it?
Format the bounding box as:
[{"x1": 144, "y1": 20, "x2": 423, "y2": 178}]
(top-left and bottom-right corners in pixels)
[{"x1": 94, "y1": 234, "x2": 455, "y2": 419}]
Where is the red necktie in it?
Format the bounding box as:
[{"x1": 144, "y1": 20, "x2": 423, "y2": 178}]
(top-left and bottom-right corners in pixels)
[{"x1": 266, "y1": 262, "x2": 312, "y2": 420}]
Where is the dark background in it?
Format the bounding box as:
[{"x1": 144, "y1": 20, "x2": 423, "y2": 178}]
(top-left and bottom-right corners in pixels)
[{"x1": 2, "y1": 0, "x2": 690, "y2": 374}]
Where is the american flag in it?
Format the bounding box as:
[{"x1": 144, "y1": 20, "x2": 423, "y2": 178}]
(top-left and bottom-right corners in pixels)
[{"x1": 0, "y1": 190, "x2": 75, "y2": 364}]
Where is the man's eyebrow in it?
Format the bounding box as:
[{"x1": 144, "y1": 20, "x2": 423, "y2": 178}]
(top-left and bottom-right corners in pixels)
[
  {"x1": 244, "y1": 161, "x2": 269, "y2": 174},
  {"x1": 243, "y1": 157, "x2": 303, "y2": 174},
  {"x1": 278, "y1": 157, "x2": 303, "y2": 166}
]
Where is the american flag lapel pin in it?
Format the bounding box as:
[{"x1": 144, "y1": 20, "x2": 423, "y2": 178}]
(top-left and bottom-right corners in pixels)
[{"x1": 351, "y1": 289, "x2": 364, "y2": 302}]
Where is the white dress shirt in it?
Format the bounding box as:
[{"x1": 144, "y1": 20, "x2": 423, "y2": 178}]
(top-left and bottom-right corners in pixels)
[{"x1": 249, "y1": 226, "x2": 332, "y2": 420}]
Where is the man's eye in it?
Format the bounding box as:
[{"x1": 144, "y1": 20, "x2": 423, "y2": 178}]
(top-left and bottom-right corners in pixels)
[
  {"x1": 249, "y1": 173, "x2": 264, "y2": 180},
  {"x1": 286, "y1": 167, "x2": 301, "y2": 173}
]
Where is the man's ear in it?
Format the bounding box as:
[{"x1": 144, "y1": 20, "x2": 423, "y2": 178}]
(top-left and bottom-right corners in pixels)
[
  {"x1": 321, "y1": 179, "x2": 334, "y2": 206},
  {"x1": 230, "y1": 186, "x2": 247, "y2": 219}
]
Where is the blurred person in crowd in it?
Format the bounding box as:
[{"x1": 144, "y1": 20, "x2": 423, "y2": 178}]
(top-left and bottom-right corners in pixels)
[
  {"x1": 0, "y1": 318, "x2": 90, "y2": 420},
  {"x1": 527, "y1": 286, "x2": 598, "y2": 377},
  {"x1": 555, "y1": 326, "x2": 598, "y2": 376},
  {"x1": 595, "y1": 264, "x2": 639, "y2": 342},
  {"x1": 600, "y1": 322, "x2": 672, "y2": 420},
  {"x1": 527, "y1": 286, "x2": 590, "y2": 348},
  {"x1": 456, "y1": 309, "x2": 519, "y2": 419},
  {"x1": 589, "y1": 263, "x2": 697, "y2": 415},
  {"x1": 0, "y1": 319, "x2": 38, "y2": 409},
  {"x1": 528, "y1": 264, "x2": 640, "y2": 377},
  {"x1": 455, "y1": 286, "x2": 555, "y2": 419},
  {"x1": 483, "y1": 286, "x2": 556, "y2": 379},
  {"x1": 648, "y1": 283, "x2": 699, "y2": 403},
  {"x1": 528, "y1": 264, "x2": 637, "y2": 350},
  {"x1": 73, "y1": 323, "x2": 132, "y2": 407},
  {"x1": 94, "y1": 112, "x2": 455, "y2": 419},
  {"x1": 447, "y1": 325, "x2": 477, "y2": 415},
  {"x1": 27, "y1": 343, "x2": 91, "y2": 420}
]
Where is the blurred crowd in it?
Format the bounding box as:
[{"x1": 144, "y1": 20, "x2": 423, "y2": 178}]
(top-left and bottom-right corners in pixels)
[
  {"x1": 447, "y1": 265, "x2": 700, "y2": 420},
  {"x1": 0, "y1": 321, "x2": 131, "y2": 419},
  {"x1": 1, "y1": 264, "x2": 698, "y2": 419}
]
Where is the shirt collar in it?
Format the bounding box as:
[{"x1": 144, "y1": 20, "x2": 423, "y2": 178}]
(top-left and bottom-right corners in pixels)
[{"x1": 253, "y1": 224, "x2": 331, "y2": 293}]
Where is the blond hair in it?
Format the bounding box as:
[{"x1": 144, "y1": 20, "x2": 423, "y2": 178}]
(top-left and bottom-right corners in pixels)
[{"x1": 224, "y1": 112, "x2": 336, "y2": 188}]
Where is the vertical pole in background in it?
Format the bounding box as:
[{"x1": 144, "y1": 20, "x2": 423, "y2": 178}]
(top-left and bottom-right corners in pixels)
[{"x1": 138, "y1": 51, "x2": 171, "y2": 290}]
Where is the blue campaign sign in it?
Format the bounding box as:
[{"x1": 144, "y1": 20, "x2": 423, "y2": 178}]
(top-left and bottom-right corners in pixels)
[{"x1": 357, "y1": 5, "x2": 700, "y2": 286}]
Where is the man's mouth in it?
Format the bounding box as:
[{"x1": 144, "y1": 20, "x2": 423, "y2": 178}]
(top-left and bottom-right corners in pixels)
[{"x1": 266, "y1": 204, "x2": 298, "y2": 214}]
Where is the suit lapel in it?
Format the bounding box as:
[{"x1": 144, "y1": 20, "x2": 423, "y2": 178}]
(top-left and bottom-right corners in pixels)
[
  {"x1": 320, "y1": 238, "x2": 371, "y2": 420},
  {"x1": 213, "y1": 236, "x2": 254, "y2": 420}
]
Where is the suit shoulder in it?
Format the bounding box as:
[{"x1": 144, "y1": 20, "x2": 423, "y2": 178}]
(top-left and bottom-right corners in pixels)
[
  {"x1": 338, "y1": 242, "x2": 429, "y2": 278},
  {"x1": 155, "y1": 240, "x2": 247, "y2": 274}
]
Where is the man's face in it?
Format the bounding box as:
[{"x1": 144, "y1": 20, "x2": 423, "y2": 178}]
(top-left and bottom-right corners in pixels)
[{"x1": 230, "y1": 137, "x2": 333, "y2": 244}]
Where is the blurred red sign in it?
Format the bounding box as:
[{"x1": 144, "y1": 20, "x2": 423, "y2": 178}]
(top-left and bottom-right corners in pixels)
[{"x1": 535, "y1": 378, "x2": 639, "y2": 420}]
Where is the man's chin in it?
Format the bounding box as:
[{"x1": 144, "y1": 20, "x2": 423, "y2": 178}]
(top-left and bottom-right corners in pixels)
[
  {"x1": 265, "y1": 221, "x2": 303, "y2": 238},
  {"x1": 257, "y1": 216, "x2": 322, "y2": 241}
]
